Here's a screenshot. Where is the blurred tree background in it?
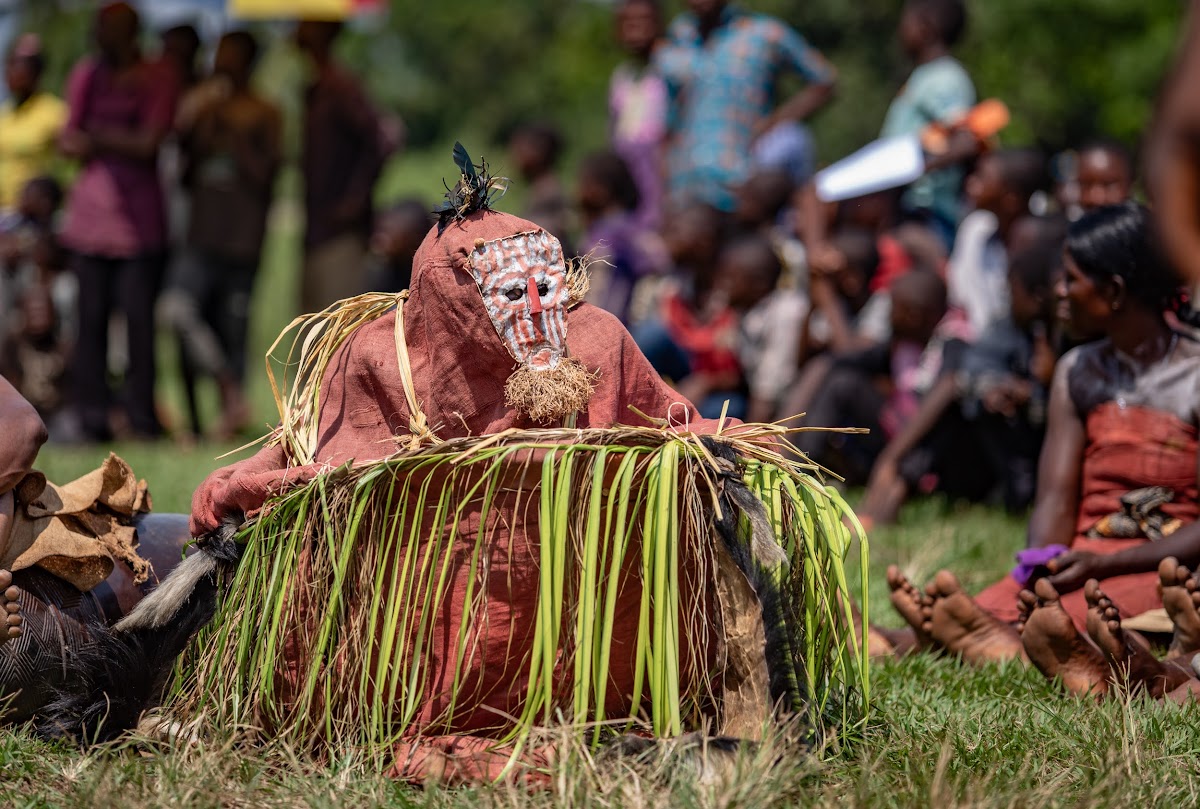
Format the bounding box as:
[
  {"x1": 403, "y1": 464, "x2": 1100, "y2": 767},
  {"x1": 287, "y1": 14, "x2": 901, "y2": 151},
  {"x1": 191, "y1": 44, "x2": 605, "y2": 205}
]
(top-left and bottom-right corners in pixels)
[{"x1": 15, "y1": 0, "x2": 1185, "y2": 175}]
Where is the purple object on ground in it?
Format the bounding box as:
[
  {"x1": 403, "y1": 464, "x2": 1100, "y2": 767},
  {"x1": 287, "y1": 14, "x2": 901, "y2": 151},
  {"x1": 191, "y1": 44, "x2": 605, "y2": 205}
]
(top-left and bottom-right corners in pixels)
[{"x1": 1011, "y1": 544, "x2": 1070, "y2": 586}]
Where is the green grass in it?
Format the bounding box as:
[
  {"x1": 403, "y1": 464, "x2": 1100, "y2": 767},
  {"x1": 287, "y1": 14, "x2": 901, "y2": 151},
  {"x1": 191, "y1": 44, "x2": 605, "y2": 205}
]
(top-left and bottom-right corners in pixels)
[
  {"x1": 12, "y1": 193, "x2": 1200, "y2": 805},
  {"x1": 6, "y1": 493, "x2": 1200, "y2": 807}
]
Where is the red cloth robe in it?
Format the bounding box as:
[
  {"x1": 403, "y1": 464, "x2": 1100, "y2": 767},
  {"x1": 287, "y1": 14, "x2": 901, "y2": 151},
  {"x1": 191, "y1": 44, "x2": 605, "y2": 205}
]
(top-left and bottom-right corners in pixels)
[{"x1": 190, "y1": 211, "x2": 740, "y2": 784}]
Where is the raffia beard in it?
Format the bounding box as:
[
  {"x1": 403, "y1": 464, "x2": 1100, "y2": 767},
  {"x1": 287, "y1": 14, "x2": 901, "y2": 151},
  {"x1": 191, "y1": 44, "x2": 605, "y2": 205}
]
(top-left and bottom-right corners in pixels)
[{"x1": 504, "y1": 357, "x2": 597, "y2": 423}]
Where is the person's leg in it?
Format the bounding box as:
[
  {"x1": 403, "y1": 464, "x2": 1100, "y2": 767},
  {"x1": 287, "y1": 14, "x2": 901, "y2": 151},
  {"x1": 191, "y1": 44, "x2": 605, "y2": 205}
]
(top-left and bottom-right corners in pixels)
[
  {"x1": 158, "y1": 250, "x2": 219, "y2": 437},
  {"x1": 69, "y1": 254, "x2": 116, "y2": 441},
  {"x1": 116, "y1": 254, "x2": 164, "y2": 438},
  {"x1": 211, "y1": 255, "x2": 257, "y2": 437},
  {"x1": 218, "y1": 256, "x2": 259, "y2": 386}
]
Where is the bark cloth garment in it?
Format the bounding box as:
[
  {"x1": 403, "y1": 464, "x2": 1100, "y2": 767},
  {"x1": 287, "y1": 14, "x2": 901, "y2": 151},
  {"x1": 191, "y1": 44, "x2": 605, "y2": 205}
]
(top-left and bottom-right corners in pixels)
[
  {"x1": 974, "y1": 335, "x2": 1200, "y2": 633},
  {"x1": 189, "y1": 210, "x2": 761, "y2": 784},
  {"x1": 0, "y1": 453, "x2": 161, "y2": 722},
  {"x1": 1, "y1": 453, "x2": 151, "y2": 593}
]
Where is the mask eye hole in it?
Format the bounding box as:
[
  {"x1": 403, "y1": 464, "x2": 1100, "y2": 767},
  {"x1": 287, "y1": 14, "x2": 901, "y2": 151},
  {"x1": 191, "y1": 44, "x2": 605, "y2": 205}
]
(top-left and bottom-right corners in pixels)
[
  {"x1": 504, "y1": 287, "x2": 524, "y2": 302},
  {"x1": 536, "y1": 282, "x2": 549, "y2": 297}
]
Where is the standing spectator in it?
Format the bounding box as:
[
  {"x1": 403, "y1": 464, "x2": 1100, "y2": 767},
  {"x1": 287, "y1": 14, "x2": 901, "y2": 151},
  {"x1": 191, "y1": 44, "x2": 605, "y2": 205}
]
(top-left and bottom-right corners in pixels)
[
  {"x1": 58, "y1": 2, "x2": 178, "y2": 441},
  {"x1": 162, "y1": 30, "x2": 281, "y2": 439},
  {"x1": 879, "y1": 0, "x2": 976, "y2": 249},
  {"x1": 656, "y1": 0, "x2": 836, "y2": 213},
  {"x1": 0, "y1": 35, "x2": 66, "y2": 212},
  {"x1": 609, "y1": 0, "x2": 668, "y2": 228},
  {"x1": 295, "y1": 19, "x2": 387, "y2": 314},
  {"x1": 157, "y1": 23, "x2": 201, "y2": 92}
]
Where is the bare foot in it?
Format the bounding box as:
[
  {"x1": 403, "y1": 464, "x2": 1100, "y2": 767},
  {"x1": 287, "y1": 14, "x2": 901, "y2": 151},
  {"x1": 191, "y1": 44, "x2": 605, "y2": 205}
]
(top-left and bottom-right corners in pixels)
[
  {"x1": 1020, "y1": 579, "x2": 1109, "y2": 696},
  {"x1": 924, "y1": 570, "x2": 1024, "y2": 665},
  {"x1": 0, "y1": 570, "x2": 22, "y2": 644},
  {"x1": 887, "y1": 566, "x2": 934, "y2": 650},
  {"x1": 1158, "y1": 557, "x2": 1200, "y2": 657},
  {"x1": 1085, "y1": 578, "x2": 1194, "y2": 697}
]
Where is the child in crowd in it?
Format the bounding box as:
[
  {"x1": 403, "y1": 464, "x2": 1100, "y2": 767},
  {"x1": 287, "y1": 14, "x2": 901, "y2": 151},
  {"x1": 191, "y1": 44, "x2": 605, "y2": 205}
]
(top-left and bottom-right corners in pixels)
[
  {"x1": 948, "y1": 147, "x2": 1048, "y2": 335},
  {"x1": 578, "y1": 150, "x2": 667, "y2": 323},
  {"x1": 793, "y1": 270, "x2": 970, "y2": 484},
  {"x1": 633, "y1": 203, "x2": 742, "y2": 418},
  {"x1": 609, "y1": 0, "x2": 667, "y2": 228},
  {"x1": 1, "y1": 281, "x2": 69, "y2": 422},
  {"x1": 366, "y1": 198, "x2": 434, "y2": 293},
  {"x1": 1056, "y1": 139, "x2": 1134, "y2": 220},
  {"x1": 0, "y1": 175, "x2": 66, "y2": 324},
  {"x1": 799, "y1": 226, "x2": 892, "y2": 364},
  {"x1": 858, "y1": 238, "x2": 1062, "y2": 526},
  {"x1": 733, "y1": 168, "x2": 806, "y2": 288},
  {"x1": 509, "y1": 121, "x2": 572, "y2": 254},
  {"x1": 712, "y1": 235, "x2": 807, "y2": 423}
]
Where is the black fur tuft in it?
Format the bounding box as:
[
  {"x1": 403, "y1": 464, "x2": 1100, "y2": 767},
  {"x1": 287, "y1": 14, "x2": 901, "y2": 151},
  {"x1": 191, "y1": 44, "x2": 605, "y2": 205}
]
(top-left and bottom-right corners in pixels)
[
  {"x1": 33, "y1": 515, "x2": 244, "y2": 744},
  {"x1": 700, "y1": 437, "x2": 808, "y2": 717}
]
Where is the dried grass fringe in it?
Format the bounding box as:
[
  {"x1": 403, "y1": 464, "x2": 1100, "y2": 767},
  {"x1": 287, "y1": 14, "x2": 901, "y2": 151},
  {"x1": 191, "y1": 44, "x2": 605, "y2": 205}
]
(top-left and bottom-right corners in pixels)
[{"x1": 190, "y1": 288, "x2": 871, "y2": 773}]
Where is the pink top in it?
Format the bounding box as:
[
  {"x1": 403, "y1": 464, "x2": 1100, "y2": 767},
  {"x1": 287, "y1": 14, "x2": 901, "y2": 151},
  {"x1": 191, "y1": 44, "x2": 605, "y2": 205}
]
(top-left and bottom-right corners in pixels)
[{"x1": 60, "y1": 57, "x2": 177, "y2": 258}]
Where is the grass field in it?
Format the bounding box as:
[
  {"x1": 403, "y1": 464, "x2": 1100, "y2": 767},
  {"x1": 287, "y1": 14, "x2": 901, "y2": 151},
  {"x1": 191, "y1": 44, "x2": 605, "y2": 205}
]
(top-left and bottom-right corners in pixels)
[
  {"x1": 8, "y1": 184, "x2": 1200, "y2": 806},
  {"x1": 4, "y1": 494, "x2": 1200, "y2": 807}
]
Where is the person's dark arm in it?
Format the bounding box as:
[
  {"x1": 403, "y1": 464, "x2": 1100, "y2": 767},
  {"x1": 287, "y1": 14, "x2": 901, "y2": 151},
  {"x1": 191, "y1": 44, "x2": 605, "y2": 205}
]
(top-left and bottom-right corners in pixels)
[
  {"x1": 0, "y1": 376, "x2": 47, "y2": 495},
  {"x1": 859, "y1": 373, "x2": 958, "y2": 523},
  {"x1": 1026, "y1": 353, "x2": 1085, "y2": 552},
  {"x1": 763, "y1": 25, "x2": 836, "y2": 137},
  {"x1": 1149, "y1": 1, "x2": 1200, "y2": 285},
  {"x1": 88, "y1": 122, "x2": 170, "y2": 162},
  {"x1": 764, "y1": 80, "x2": 836, "y2": 133},
  {"x1": 923, "y1": 129, "x2": 984, "y2": 173}
]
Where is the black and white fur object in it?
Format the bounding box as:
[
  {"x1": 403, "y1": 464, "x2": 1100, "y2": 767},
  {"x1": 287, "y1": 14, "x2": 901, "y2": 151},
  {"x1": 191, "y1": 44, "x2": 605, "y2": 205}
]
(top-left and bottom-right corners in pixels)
[{"x1": 35, "y1": 516, "x2": 243, "y2": 744}]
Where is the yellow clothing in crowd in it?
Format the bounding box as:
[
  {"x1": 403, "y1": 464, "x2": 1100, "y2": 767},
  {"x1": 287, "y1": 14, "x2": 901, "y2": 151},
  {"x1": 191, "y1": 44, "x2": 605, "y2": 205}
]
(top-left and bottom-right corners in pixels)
[{"x1": 0, "y1": 92, "x2": 67, "y2": 209}]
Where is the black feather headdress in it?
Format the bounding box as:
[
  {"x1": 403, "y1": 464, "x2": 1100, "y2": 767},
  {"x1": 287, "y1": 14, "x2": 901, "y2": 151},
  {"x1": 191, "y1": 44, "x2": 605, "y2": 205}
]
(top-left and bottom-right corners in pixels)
[{"x1": 436, "y1": 142, "x2": 509, "y2": 233}]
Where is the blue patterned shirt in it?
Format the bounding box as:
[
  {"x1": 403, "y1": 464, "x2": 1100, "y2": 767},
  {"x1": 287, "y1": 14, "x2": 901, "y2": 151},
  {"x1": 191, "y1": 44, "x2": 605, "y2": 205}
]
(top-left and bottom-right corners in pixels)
[{"x1": 656, "y1": 5, "x2": 834, "y2": 212}]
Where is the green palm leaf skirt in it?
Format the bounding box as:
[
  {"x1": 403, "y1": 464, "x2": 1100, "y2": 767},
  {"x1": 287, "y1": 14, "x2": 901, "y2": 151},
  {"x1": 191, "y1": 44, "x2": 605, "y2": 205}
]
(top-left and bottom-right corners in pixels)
[{"x1": 165, "y1": 424, "x2": 869, "y2": 763}]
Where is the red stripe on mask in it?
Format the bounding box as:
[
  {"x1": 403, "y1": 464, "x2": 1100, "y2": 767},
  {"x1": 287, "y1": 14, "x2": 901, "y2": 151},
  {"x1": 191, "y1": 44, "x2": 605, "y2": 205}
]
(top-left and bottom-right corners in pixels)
[{"x1": 528, "y1": 277, "x2": 543, "y2": 314}]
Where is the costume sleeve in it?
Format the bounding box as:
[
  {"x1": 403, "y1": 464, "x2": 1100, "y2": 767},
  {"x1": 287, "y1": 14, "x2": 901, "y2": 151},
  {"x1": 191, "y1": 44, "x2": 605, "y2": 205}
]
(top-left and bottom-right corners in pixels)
[
  {"x1": 774, "y1": 22, "x2": 835, "y2": 85},
  {"x1": 191, "y1": 318, "x2": 407, "y2": 536},
  {"x1": 189, "y1": 442, "x2": 298, "y2": 536},
  {"x1": 576, "y1": 304, "x2": 734, "y2": 437}
]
